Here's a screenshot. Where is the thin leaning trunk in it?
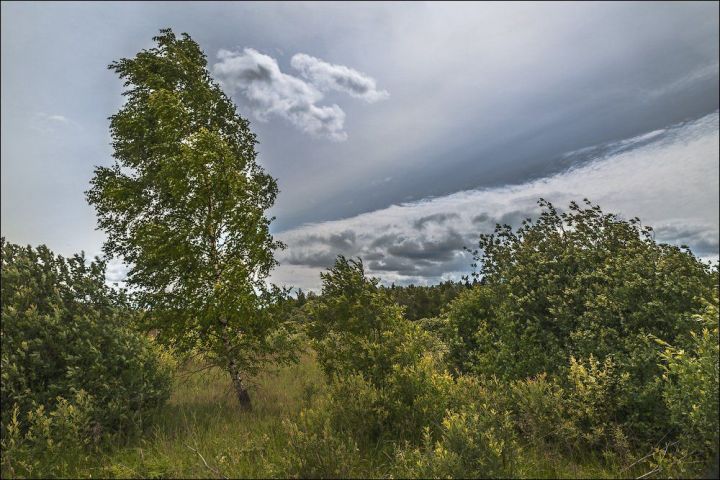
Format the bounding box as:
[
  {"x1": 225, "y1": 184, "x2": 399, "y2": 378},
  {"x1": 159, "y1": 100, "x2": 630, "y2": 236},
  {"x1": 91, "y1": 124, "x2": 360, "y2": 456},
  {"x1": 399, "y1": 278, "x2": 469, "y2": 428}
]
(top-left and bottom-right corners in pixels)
[{"x1": 221, "y1": 318, "x2": 252, "y2": 410}]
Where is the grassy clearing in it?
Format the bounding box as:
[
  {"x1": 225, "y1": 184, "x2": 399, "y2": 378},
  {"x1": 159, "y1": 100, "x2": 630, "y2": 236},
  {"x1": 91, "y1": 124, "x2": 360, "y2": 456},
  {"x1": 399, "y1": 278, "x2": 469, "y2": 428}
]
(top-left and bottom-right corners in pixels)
[{"x1": 89, "y1": 354, "x2": 324, "y2": 479}]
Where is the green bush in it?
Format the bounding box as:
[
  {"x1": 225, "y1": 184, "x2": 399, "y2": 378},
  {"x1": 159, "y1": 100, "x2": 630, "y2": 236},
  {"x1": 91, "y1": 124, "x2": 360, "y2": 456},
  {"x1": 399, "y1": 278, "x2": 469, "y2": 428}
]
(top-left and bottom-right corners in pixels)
[
  {"x1": 658, "y1": 292, "x2": 719, "y2": 461},
  {"x1": 308, "y1": 256, "x2": 431, "y2": 386},
  {"x1": 1, "y1": 239, "x2": 173, "y2": 462},
  {"x1": 392, "y1": 403, "x2": 518, "y2": 478},
  {"x1": 563, "y1": 355, "x2": 631, "y2": 454},
  {"x1": 306, "y1": 257, "x2": 463, "y2": 438},
  {"x1": 282, "y1": 406, "x2": 365, "y2": 479},
  {"x1": 510, "y1": 373, "x2": 570, "y2": 447},
  {"x1": 286, "y1": 257, "x2": 480, "y2": 473},
  {"x1": 1, "y1": 391, "x2": 95, "y2": 478},
  {"x1": 447, "y1": 199, "x2": 717, "y2": 442}
]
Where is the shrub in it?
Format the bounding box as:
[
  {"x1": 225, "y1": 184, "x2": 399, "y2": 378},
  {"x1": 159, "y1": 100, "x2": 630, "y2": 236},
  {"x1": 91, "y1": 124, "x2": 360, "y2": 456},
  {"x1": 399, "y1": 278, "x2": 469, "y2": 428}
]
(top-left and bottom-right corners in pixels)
[
  {"x1": 392, "y1": 405, "x2": 518, "y2": 478},
  {"x1": 658, "y1": 292, "x2": 719, "y2": 461},
  {"x1": 307, "y1": 256, "x2": 426, "y2": 386},
  {"x1": 563, "y1": 355, "x2": 631, "y2": 454},
  {"x1": 282, "y1": 406, "x2": 364, "y2": 479},
  {"x1": 1, "y1": 391, "x2": 95, "y2": 478},
  {"x1": 510, "y1": 373, "x2": 570, "y2": 447},
  {"x1": 1, "y1": 240, "x2": 173, "y2": 450},
  {"x1": 448, "y1": 199, "x2": 717, "y2": 442}
]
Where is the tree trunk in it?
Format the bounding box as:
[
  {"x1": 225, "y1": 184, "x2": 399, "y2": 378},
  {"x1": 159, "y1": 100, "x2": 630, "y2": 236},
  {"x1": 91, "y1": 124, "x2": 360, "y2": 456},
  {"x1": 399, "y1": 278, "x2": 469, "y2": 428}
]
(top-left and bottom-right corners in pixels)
[
  {"x1": 227, "y1": 356, "x2": 252, "y2": 411},
  {"x1": 220, "y1": 317, "x2": 252, "y2": 410}
]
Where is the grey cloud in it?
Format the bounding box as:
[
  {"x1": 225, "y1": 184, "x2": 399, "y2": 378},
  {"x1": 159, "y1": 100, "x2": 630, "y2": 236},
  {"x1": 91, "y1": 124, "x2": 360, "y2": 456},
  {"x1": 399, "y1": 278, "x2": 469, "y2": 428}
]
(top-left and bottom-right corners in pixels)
[
  {"x1": 368, "y1": 250, "x2": 469, "y2": 278},
  {"x1": 273, "y1": 113, "x2": 718, "y2": 290},
  {"x1": 212, "y1": 48, "x2": 347, "y2": 141},
  {"x1": 654, "y1": 223, "x2": 719, "y2": 256},
  {"x1": 497, "y1": 210, "x2": 534, "y2": 228},
  {"x1": 413, "y1": 213, "x2": 459, "y2": 229},
  {"x1": 385, "y1": 229, "x2": 467, "y2": 262},
  {"x1": 296, "y1": 230, "x2": 357, "y2": 250},
  {"x1": 291, "y1": 53, "x2": 389, "y2": 103},
  {"x1": 279, "y1": 225, "x2": 471, "y2": 280},
  {"x1": 285, "y1": 250, "x2": 339, "y2": 268},
  {"x1": 470, "y1": 210, "x2": 533, "y2": 228},
  {"x1": 283, "y1": 230, "x2": 360, "y2": 267},
  {"x1": 472, "y1": 213, "x2": 489, "y2": 224}
]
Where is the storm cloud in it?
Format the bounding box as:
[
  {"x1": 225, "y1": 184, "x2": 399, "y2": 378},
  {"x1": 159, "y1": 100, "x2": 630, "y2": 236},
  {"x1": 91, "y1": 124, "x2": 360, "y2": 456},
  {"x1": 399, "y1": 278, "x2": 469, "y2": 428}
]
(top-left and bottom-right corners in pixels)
[
  {"x1": 273, "y1": 112, "x2": 719, "y2": 289},
  {"x1": 413, "y1": 213, "x2": 460, "y2": 229}
]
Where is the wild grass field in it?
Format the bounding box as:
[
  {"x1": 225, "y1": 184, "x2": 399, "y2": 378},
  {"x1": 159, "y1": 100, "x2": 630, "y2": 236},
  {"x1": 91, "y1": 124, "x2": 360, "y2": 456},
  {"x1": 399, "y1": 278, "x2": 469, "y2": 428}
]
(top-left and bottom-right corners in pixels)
[
  {"x1": 95, "y1": 355, "x2": 324, "y2": 479},
  {"x1": 50, "y1": 354, "x2": 651, "y2": 479}
]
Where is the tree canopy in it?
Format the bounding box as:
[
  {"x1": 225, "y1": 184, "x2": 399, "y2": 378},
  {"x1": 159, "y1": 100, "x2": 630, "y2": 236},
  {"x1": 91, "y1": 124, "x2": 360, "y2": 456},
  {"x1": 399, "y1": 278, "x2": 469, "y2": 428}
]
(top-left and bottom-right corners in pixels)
[{"x1": 86, "y1": 29, "x2": 297, "y2": 408}]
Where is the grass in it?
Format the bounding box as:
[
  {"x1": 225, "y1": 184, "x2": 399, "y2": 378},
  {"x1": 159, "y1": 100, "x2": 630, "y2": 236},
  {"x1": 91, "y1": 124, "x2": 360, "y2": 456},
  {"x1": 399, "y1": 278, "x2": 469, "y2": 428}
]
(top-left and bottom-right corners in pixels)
[
  {"x1": 88, "y1": 353, "x2": 325, "y2": 479},
  {"x1": 28, "y1": 353, "x2": 674, "y2": 479}
]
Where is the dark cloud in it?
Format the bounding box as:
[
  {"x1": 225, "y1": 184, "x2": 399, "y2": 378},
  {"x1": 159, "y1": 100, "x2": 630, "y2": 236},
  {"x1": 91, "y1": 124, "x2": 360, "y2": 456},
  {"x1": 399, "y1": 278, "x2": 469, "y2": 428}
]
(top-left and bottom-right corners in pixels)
[
  {"x1": 413, "y1": 212, "x2": 460, "y2": 229},
  {"x1": 497, "y1": 210, "x2": 534, "y2": 228},
  {"x1": 654, "y1": 223, "x2": 719, "y2": 256},
  {"x1": 281, "y1": 224, "x2": 472, "y2": 280},
  {"x1": 297, "y1": 230, "x2": 357, "y2": 250},
  {"x1": 284, "y1": 250, "x2": 340, "y2": 268},
  {"x1": 368, "y1": 250, "x2": 470, "y2": 278},
  {"x1": 470, "y1": 209, "x2": 533, "y2": 228},
  {"x1": 386, "y1": 229, "x2": 467, "y2": 261},
  {"x1": 472, "y1": 213, "x2": 489, "y2": 224}
]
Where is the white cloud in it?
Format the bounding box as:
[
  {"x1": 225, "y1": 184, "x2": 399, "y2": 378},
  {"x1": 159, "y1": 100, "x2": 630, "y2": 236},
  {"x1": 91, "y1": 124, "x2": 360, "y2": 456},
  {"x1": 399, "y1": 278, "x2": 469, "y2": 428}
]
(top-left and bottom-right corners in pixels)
[
  {"x1": 291, "y1": 53, "x2": 389, "y2": 103},
  {"x1": 31, "y1": 112, "x2": 80, "y2": 134},
  {"x1": 272, "y1": 112, "x2": 719, "y2": 290},
  {"x1": 213, "y1": 48, "x2": 347, "y2": 141},
  {"x1": 212, "y1": 48, "x2": 390, "y2": 141}
]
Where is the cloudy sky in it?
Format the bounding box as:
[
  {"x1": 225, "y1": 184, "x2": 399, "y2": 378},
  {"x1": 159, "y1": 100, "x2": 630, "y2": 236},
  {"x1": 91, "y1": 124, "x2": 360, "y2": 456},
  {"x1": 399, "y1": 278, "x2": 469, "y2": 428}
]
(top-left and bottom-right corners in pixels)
[{"x1": 2, "y1": 1, "x2": 718, "y2": 290}]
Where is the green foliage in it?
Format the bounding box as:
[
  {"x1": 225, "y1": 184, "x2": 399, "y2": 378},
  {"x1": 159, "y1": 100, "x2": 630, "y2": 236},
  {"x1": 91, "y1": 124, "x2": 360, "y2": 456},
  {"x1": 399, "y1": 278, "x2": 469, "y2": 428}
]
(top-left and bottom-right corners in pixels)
[
  {"x1": 564, "y1": 355, "x2": 632, "y2": 452},
  {"x1": 393, "y1": 406, "x2": 518, "y2": 479},
  {"x1": 510, "y1": 373, "x2": 571, "y2": 447},
  {"x1": 1, "y1": 392, "x2": 95, "y2": 478},
  {"x1": 658, "y1": 292, "x2": 719, "y2": 460},
  {"x1": 447, "y1": 199, "x2": 717, "y2": 442},
  {"x1": 282, "y1": 391, "x2": 367, "y2": 478},
  {"x1": 1, "y1": 239, "x2": 172, "y2": 477},
  {"x1": 307, "y1": 256, "x2": 434, "y2": 386},
  {"x1": 384, "y1": 281, "x2": 469, "y2": 321},
  {"x1": 85, "y1": 28, "x2": 298, "y2": 406}
]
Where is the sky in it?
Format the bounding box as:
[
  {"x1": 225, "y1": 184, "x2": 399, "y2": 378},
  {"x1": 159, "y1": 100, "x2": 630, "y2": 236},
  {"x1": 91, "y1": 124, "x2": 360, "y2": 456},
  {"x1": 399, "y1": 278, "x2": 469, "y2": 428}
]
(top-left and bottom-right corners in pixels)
[{"x1": 2, "y1": 1, "x2": 718, "y2": 290}]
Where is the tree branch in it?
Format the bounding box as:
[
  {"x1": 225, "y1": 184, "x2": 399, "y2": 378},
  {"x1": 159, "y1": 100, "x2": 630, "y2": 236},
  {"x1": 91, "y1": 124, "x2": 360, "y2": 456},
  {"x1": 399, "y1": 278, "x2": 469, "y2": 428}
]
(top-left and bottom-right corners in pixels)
[{"x1": 184, "y1": 443, "x2": 228, "y2": 479}]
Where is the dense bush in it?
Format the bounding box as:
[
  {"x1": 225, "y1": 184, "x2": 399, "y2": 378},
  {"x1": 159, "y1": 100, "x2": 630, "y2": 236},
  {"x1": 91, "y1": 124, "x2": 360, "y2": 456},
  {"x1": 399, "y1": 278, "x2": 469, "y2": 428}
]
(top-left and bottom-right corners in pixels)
[
  {"x1": 658, "y1": 292, "x2": 719, "y2": 461},
  {"x1": 392, "y1": 406, "x2": 518, "y2": 479},
  {"x1": 1, "y1": 239, "x2": 173, "y2": 475},
  {"x1": 307, "y1": 256, "x2": 436, "y2": 386},
  {"x1": 1, "y1": 392, "x2": 96, "y2": 478},
  {"x1": 447, "y1": 199, "x2": 717, "y2": 442},
  {"x1": 286, "y1": 257, "x2": 516, "y2": 476}
]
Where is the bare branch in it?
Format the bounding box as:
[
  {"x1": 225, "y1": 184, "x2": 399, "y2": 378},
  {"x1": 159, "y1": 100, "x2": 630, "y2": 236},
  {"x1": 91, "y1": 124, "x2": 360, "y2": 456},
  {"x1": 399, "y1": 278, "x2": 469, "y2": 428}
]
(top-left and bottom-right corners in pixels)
[{"x1": 184, "y1": 443, "x2": 228, "y2": 480}]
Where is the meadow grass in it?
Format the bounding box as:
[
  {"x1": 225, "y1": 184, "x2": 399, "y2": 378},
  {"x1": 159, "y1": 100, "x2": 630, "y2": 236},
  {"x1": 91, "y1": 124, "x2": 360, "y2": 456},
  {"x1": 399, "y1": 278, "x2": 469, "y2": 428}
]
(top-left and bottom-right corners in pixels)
[
  {"x1": 58, "y1": 353, "x2": 656, "y2": 479},
  {"x1": 89, "y1": 353, "x2": 325, "y2": 479}
]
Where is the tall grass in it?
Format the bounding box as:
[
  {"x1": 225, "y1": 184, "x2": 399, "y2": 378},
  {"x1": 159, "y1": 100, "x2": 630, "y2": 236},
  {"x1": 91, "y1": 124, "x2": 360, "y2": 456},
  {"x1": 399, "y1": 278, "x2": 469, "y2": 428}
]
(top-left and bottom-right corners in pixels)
[
  {"x1": 90, "y1": 354, "x2": 324, "y2": 479},
  {"x1": 17, "y1": 352, "x2": 693, "y2": 479}
]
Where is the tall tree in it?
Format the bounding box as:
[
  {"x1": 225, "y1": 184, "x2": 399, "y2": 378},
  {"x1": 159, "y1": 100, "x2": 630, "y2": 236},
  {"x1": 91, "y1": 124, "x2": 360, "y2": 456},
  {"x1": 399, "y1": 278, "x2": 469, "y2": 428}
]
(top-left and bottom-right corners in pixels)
[{"x1": 87, "y1": 29, "x2": 296, "y2": 409}]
